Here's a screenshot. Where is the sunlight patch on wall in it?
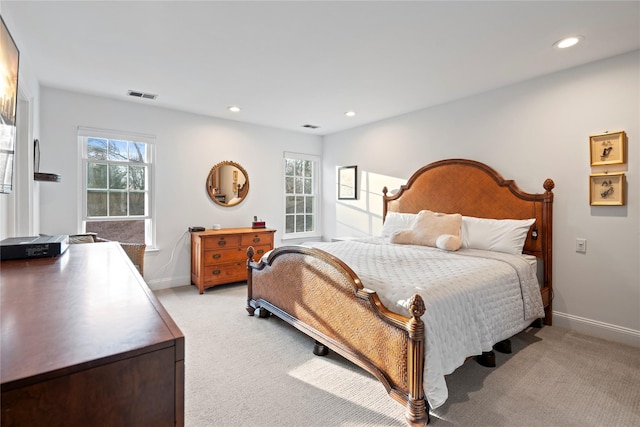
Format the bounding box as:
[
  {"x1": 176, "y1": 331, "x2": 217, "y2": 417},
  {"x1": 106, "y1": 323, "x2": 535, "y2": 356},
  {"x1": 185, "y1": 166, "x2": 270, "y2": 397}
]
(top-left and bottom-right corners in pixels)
[{"x1": 335, "y1": 170, "x2": 405, "y2": 237}]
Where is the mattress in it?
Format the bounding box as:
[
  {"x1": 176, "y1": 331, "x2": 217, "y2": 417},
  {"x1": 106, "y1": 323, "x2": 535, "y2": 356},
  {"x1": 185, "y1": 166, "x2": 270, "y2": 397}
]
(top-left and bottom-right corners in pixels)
[{"x1": 306, "y1": 237, "x2": 544, "y2": 409}]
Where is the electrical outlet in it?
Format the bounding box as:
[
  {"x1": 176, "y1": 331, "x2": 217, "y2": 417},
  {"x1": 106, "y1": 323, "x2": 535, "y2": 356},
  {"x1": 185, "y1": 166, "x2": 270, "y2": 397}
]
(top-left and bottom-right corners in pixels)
[{"x1": 575, "y1": 238, "x2": 587, "y2": 253}]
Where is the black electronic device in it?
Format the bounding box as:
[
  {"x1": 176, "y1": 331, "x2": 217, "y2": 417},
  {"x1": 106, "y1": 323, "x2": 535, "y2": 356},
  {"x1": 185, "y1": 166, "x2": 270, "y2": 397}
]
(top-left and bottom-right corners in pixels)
[
  {"x1": 189, "y1": 226, "x2": 205, "y2": 232},
  {"x1": 0, "y1": 235, "x2": 69, "y2": 260}
]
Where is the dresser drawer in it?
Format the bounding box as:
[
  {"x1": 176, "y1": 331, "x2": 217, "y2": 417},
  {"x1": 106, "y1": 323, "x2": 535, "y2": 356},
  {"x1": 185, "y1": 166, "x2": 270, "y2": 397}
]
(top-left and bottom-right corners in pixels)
[
  {"x1": 203, "y1": 235, "x2": 241, "y2": 250},
  {"x1": 241, "y1": 232, "x2": 273, "y2": 247},
  {"x1": 203, "y1": 248, "x2": 246, "y2": 265},
  {"x1": 250, "y1": 244, "x2": 272, "y2": 261},
  {"x1": 203, "y1": 261, "x2": 246, "y2": 285}
]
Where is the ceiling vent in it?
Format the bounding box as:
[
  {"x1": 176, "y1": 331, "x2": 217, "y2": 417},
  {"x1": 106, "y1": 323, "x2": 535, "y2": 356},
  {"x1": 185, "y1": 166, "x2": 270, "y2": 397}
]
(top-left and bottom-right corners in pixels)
[
  {"x1": 302, "y1": 124, "x2": 320, "y2": 129},
  {"x1": 127, "y1": 90, "x2": 158, "y2": 100}
]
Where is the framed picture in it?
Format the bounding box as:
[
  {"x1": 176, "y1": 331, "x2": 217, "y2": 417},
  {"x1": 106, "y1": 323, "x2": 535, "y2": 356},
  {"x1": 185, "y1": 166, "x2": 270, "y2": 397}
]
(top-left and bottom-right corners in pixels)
[
  {"x1": 338, "y1": 165, "x2": 357, "y2": 200},
  {"x1": 589, "y1": 172, "x2": 625, "y2": 206},
  {"x1": 589, "y1": 131, "x2": 626, "y2": 166},
  {"x1": 0, "y1": 16, "x2": 20, "y2": 194}
]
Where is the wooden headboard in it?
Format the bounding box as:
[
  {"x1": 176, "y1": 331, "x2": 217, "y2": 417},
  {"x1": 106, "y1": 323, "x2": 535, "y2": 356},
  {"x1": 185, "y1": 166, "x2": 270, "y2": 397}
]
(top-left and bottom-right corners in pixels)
[{"x1": 382, "y1": 159, "x2": 555, "y2": 324}]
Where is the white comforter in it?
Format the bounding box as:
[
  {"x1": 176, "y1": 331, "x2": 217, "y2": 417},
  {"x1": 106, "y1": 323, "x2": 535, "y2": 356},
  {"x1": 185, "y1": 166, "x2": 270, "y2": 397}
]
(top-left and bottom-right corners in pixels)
[{"x1": 306, "y1": 237, "x2": 544, "y2": 409}]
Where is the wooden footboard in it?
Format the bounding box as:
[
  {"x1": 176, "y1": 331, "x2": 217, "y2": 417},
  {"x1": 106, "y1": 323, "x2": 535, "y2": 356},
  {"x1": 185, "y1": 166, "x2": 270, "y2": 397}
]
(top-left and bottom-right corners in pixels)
[{"x1": 246, "y1": 246, "x2": 429, "y2": 427}]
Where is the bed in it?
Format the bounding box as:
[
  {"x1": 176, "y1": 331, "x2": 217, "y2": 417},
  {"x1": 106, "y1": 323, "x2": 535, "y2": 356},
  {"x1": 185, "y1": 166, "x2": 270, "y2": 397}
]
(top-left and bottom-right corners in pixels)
[{"x1": 245, "y1": 158, "x2": 554, "y2": 426}]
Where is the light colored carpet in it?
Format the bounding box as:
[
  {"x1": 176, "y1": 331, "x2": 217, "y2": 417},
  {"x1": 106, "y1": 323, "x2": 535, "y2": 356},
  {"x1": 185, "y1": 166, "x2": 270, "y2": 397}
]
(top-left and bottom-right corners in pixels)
[{"x1": 155, "y1": 283, "x2": 640, "y2": 427}]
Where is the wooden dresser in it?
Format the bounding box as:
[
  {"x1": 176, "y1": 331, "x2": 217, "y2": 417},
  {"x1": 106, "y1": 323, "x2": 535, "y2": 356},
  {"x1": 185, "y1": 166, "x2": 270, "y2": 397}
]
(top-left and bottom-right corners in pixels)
[
  {"x1": 191, "y1": 227, "x2": 276, "y2": 294},
  {"x1": 1, "y1": 242, "x2": 184, "y2": 426}
]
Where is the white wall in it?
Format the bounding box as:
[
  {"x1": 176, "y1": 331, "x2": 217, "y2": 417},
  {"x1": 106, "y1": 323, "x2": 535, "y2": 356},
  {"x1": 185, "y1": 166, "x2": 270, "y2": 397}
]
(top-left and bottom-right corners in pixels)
[
  {"x1": 322, "y1": 51, "x2": 640, "y2": 347},
  {"x1": 38, "y1": 88, "x2": 322, "y2": 289}
]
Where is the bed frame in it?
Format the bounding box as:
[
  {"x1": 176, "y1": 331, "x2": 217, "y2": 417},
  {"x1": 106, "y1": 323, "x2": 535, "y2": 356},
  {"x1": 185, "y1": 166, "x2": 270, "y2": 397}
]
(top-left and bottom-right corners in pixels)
[{"x1": 246, "y1": 159, "x2": 554, "y2": 426}]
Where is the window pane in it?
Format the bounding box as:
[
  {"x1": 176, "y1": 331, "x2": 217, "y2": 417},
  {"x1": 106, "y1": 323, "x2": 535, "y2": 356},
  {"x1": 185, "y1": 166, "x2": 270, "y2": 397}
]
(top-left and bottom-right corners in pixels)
[
  {"x1": 129, "y1": 142, "x2": 146, "y2": 163},
  {"x1": 109, "y1": 165, "x2": 128, "y2": 190},
  {"x1": 129, "y1": 193, "x2": 145, "y2": 216},
  {"x1": 286, "y1": 196, "x2": 295, "y2": 214},
  {"x1": 285, "y1": 177, "x2": 294, "y2": 194},
  {"x1": 284, "y1": 156, "x2": 316, "y2": 237},
  {"x1": 295, "y1": 196, "x2": 304, "y2": 214},
  {"x1": 87, "y1": 191, "x2": 107, "y2": 216},
  {"x1": 109, "y1": 192, "x2": 127, "y2": 216},
  {"x1": 83, "y1": 132, "x2": 154, "y2": 247},
  {"x1": 86, "y1": 220, "x2": 145, "y2": 244},
  {"x1": 108, "y1": 139, "x2": 128, "y2": 161},
  {"x1": 87, "y1": 163, "x2": 107, "y2": 189},
  {"x1": 285, "y1": 215, "x2": 294, "y2": 233},
  {"x1": 87, "y1": 138, "x2": 107, "y2": 160},
  {"x1": 129, "y1": 165, "x2": 146, "y2": 190},
  {"x1": 285, "y1": 159, "x2": 294, "y2": 176}
]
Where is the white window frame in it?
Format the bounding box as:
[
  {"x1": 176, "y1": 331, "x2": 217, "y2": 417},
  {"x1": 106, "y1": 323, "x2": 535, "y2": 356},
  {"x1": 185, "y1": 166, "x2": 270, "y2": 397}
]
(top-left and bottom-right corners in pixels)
[
  {"x1": 77, "y1": 126, "x2": 156, "y2": 249},
  {"x1": 282, "y1": 151, "x2": 321, "y2": 241}
]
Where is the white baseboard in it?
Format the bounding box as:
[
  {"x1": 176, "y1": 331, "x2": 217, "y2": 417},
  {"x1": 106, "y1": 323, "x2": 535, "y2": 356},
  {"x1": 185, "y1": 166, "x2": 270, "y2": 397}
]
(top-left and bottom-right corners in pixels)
[
  {"x1": 553, "y1": 311, "x2": 640, "y2": 348},
  {"x1": 146, "y1": 275, "x2": 191, "y2": 291}
]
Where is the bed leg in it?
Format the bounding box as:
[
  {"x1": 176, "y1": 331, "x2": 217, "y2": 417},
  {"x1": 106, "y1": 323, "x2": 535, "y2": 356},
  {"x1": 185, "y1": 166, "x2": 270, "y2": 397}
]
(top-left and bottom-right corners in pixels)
[
  {"x1": 531, "y1": 318, "x2": 544, "y2": 328},
  {"x1": 257, "y1": 307, "x2": 271, "y2": 318},
  {"x1": 493, "y1": 339, "x2": 512, "y2": 354},
  {"x1": 313, "y1": 340, "x2": 329, "y2": 356},
  {"x1": 405, "y1": 399, "x2": 429, "y2": 426},
  {"x1": 475, "y1": 351, "x2": 496, "y2": 367}
]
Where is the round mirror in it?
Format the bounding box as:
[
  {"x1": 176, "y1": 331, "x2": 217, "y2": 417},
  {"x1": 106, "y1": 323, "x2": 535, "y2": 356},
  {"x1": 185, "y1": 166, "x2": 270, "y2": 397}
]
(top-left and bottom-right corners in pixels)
[{"x1": 206, "y1": 161, "x2": 249, "y2": 207}]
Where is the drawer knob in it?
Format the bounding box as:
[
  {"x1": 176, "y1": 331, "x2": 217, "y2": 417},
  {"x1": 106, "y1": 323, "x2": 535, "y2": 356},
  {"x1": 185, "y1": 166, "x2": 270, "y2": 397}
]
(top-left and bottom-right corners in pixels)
[
  {"x1": 212, "y1": 269, "x2": 221, "y2": 275},
  {"x1": 253, "y1": 237, "x2": 261, "y2": 243},
  {"x1": 257, "y1": 249, "x2": 264, "y2": 255},
  {"x1": 218, "y1": 238, "x2": 226, "y2": 246},
  {"x1": 213, "y1": 254, "x2": 221, "y2": 259}
]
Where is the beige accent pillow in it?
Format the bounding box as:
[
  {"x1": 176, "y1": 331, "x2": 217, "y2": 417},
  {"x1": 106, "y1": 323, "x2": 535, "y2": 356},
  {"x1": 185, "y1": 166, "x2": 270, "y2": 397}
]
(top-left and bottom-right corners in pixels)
[
  {"x1": 435, "y1": 234, "x2": 462, "y2": 251},
  {"x1": 390, "y1": 210, "x2": 462, "y2": 251}
]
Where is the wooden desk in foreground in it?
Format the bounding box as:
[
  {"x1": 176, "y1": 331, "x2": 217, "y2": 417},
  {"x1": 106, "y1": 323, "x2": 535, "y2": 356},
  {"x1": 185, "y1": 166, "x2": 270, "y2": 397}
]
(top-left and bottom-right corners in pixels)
[{"x1": 1, "y1": 242, "x2": 184, "y2": 426}]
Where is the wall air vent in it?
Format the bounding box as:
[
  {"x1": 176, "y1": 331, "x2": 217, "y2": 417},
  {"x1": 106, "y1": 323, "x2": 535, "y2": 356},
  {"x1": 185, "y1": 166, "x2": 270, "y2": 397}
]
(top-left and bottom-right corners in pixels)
[
  {"x1": 302, "y1": 124, "x2": 320, "y2": 129},
  {"x1": 127, "y1": 90, "x2": 158, "y2": 100}
]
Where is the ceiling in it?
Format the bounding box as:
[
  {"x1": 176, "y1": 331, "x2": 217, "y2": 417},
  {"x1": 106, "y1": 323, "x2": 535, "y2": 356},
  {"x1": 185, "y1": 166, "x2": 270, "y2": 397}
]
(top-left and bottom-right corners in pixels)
[{"x1": 3, "y1": 1, "x2": 639, "y2": 135}]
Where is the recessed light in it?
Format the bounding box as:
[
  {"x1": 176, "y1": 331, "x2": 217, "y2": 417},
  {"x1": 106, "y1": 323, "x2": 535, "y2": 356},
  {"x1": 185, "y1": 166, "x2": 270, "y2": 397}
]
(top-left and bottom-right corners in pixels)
[
  {"x1": 553, "y1": 35, "x2": 584, "y2": 49},
  {"x1": 345, "y1": 111, "x2": 356, "y2": 117},
  {"x1": 227, "y1": 105, "x2": 241, "y2": 113}
]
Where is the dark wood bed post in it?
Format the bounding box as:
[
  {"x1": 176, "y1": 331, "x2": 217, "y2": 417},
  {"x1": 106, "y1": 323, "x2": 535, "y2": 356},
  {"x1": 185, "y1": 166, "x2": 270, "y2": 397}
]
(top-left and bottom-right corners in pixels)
[
  {"x1": 246, "y1": 246, "x2": 256, "y2": 316},
  {"x1": 382, "y1": 187, "x2": 389, "y2": 221},
  {"x1": 542, "y1": 179, "x2": 555, "y2": 325},
  {"x1": 406, "y1": 294, "x2": 429, "y2": 427}
]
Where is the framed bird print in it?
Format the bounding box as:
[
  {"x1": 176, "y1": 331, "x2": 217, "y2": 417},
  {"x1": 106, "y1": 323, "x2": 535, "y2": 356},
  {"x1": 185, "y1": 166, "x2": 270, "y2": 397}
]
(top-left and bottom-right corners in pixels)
[
  {"x1": 589, "y1": 172, "x2": 625, "y2": 206},
  {"x1": 589, "y1": 131, "x2": 626, "y2": 166}
]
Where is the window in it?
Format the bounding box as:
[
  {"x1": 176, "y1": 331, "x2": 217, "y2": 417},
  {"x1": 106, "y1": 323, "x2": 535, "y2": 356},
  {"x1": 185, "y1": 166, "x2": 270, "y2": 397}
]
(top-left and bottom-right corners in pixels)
[
  {"x1": 284, "y1": 152, "x2": 320, "y2": 239},
  {"x1": 78, "y1": 128, "x2": 155, "y2": 246}
]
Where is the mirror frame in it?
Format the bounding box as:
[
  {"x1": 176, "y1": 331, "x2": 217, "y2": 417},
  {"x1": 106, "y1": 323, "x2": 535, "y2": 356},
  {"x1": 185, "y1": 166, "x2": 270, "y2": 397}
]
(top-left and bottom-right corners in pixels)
[{"x1": 206, "y1": 160, "x2": 250, "y2": 207}]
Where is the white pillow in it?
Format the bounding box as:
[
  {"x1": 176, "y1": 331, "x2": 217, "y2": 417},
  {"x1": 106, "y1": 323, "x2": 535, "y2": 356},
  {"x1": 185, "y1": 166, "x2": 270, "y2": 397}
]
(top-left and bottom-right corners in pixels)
[
  {"x1": 381, "y1": 212, "x2": 418, "y2": 237},
  {"x1": 461, "y1": 216, "x2": 535, "y2": 255}
]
